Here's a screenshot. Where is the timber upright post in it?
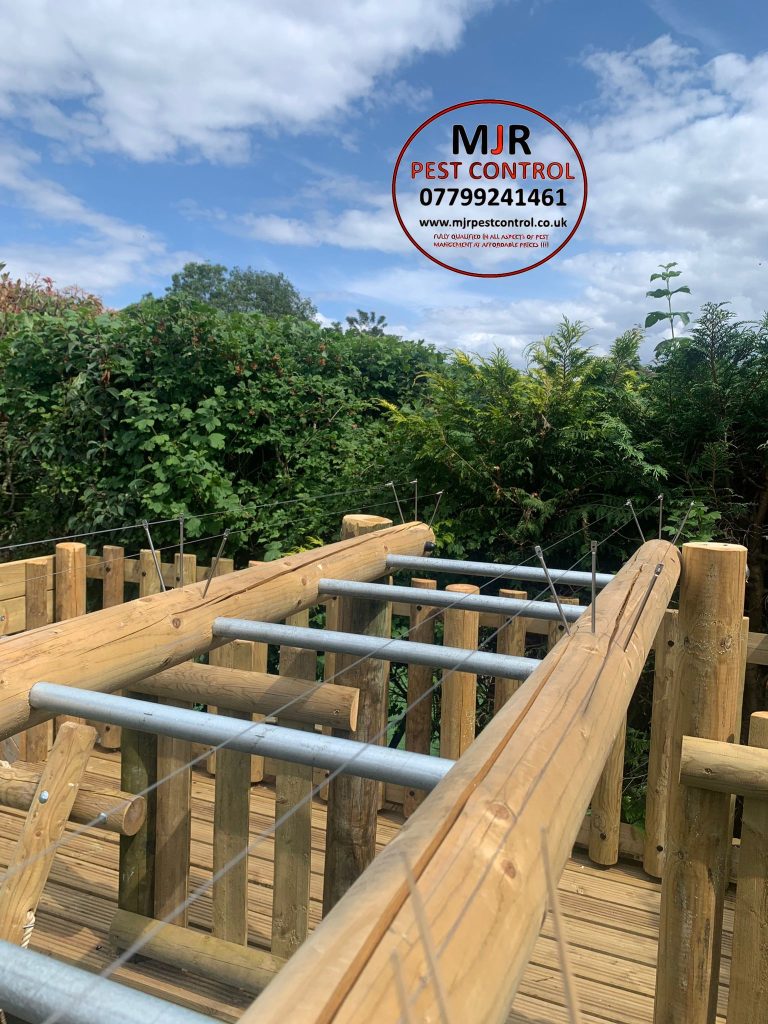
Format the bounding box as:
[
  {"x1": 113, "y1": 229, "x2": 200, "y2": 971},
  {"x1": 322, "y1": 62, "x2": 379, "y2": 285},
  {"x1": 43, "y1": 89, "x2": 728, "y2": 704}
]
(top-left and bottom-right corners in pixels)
[
  {"x1": 403, "y1": 578, "x2": 437, "y2": 818},
  {"x1": 323, "y1": 514, "x2": 393, "y2": 916},
  {"x1": 654, "y1": 542, "x2": 747, "y2": 1024},
  {"x1": 119, "y1": 549, "x2": 161, "y2": 918},
  {"x1": 440, "y1": 584, "x2": 480, "y2": 759}
]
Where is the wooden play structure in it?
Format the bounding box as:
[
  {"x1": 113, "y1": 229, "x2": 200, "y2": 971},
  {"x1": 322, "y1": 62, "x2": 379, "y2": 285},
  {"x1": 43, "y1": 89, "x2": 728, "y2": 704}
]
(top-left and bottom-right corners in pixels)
[{"x1": 0, "y1": 512, "x2": 766, "y2": 1023}]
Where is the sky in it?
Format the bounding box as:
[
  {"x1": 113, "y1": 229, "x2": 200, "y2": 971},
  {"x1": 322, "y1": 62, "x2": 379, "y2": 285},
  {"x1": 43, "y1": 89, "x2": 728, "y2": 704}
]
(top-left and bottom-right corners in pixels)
[{"x1": 1, "y1": 0, "x2": 767, "y2": 361}]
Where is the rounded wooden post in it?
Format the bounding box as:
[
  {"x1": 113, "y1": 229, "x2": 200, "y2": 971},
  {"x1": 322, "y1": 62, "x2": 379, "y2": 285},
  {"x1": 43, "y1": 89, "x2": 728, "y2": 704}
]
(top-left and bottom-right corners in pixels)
[
  {"x1": 323, "y1": 514, "x2": 393, "y2": 916},
  {"x1": 588, "y1": 725, "x2": 625, "y2": 866},
  {"x1": 54, "y1": 542, "x2": 87, "y2": 730},
  {"x1": 643, "y1": 609, "x2": 681, "y2": 877},
  {"x1": 403, "y1": 578, "x2": 437, "y2": 818},
  {"x1": 21, "y1": 557, "x2": 53, "y2": 761},
  {"x1": 493, "y1": 588, "x2": 527, "y2": 714},
  {"x1": 726, "y1": 711, "x2": 768, "y2": 1024},
  {"x1": 654, "y1": 542, "x2": 747, "y2": 1024},
  {"x1": 440, "y1": 584, "x2": 480, "y2": 760},
  {"x1": 272, "y1": 609, "x2": 316, "y2": 959}
]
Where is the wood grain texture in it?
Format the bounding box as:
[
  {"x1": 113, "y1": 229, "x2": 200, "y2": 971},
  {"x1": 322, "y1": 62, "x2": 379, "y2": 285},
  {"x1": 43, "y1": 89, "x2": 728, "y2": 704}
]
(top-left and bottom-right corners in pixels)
[
  {"x1": 20, "y1": 558, "x2": 52, "y2": 761},
  {"x1": 0, "y1": 521, "x2": 434, "y2": 739},
  {"x1": 241, "y1": 539, "x2": 680, "y2": 1024},
  {"x1": 439, "y1": 583, "x2": 480, "y2": 761},
  {"x1": 643, "y1": 609, "x2": 681, "y2": 878},
  {"x1": 110, "y1": 910, "x2": 285, "y2": 995},
  {"x1": 680, "y1": 733, "x2": 768, "y2": 797},
  {"x1": 493, "y1": 588, "x2": 527, "y2": 714},
  {"x1": 0, "y1": 721, "x2": 95, "y2": 944},
  {"x1": 655, "y1": 542, "x2": 747, "y2": 1024},
  {"x1": 0, "y1": 760, "x2": 145, "y2": 835},
  {"x1": 212, "y1": 639, "x2": 264, "y2": 944},
  {"x1": 404, "y1": 578, "x2": 437, "y2": 819},
  {"x1": 135, "y1": 663, "x2": 358, "y2": 731},
  {"x1": 727, "y1": 711, "x2": 768, "y2": 1024},
  {"x1": 271, "y1": 609, "x2": 315, "y2": 959},
  {"x1": 323, "y1": 515, "x2": 393, "y2": 916}
]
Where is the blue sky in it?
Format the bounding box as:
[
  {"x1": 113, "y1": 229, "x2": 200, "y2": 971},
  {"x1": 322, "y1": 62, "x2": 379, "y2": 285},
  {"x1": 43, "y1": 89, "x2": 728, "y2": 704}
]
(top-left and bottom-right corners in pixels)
[{"x1": 1, "y1": 0, "x2": 767, "y2": 360}]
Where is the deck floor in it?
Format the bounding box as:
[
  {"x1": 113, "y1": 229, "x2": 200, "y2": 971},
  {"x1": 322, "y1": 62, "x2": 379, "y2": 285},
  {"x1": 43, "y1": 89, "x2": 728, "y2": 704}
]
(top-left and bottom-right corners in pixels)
[{"x1": 1, "y1": 749, "x2": 733, "y2": 1023}]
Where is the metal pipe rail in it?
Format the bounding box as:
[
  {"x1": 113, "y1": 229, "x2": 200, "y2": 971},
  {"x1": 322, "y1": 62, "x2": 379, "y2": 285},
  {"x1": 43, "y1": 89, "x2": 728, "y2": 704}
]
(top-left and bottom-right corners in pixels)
[
  {"x1": 28, "y1": 684, "x2": 453, "y2": 791},
  {"x1": 0, "y1": 939, "x2": 216, "y2": 1024},
  {"x1": 317, "y1": 578, "x2": 585, "y2": 622},
  {"x1": 212, "y1": 619, "x2": 540, "y2": 680},
  {"x1": 386, "y1": 554, "x2": 615, "y2": 589}
]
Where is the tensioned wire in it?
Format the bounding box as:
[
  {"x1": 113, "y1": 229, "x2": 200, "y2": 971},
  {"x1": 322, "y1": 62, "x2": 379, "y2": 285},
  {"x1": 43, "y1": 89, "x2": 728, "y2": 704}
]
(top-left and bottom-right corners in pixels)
[
  {"x1": 0, "y1": 480, "x2": 419, "y2": 555},
  {"x1": 0, "y1": 493, "x2": 659, "y2": 894},
  {"x1": 39, "y1": 545, "x2": 600, "y2": 1024},
  {"x1": 0, "y1": 487, "x2": 441, "y2": 599},
  {"x1": 23, "y1": 501, "x2": 661, "y2": 1021},
  {"x1": 0, "y1": 500, "x2": 662, "y2": 1021},
  {"x1": 396, "y1": 534, "x2": 684, "y2": 1021}
]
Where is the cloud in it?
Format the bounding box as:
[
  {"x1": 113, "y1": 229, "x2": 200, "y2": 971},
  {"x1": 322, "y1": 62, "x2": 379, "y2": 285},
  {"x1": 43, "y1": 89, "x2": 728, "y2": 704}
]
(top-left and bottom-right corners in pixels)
[
  {"x1": 0, "y1": 0, "x2": 488, "y2": 162},
  {"x1": 0, "y1": 144, "x2": 194, "y2": 292},
  {"x1": 309, "y1": 36, "x2": 768, "y2": 359}
]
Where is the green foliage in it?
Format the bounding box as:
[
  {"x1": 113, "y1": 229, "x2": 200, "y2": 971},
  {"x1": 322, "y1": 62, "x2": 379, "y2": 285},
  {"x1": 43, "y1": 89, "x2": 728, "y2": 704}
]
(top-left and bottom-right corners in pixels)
[
  {"x1": 644, "y1": 262, "x2": 692, "y2": 353},
  {"x1": 163, "y1": 261, "x2": 317, "y2": 319},
  {"x1": 0, "y1": 296, "x2": 442, "y2": 560},
  {"x1": 344, "y1": 310, "x2": 388, "y2": 335}
]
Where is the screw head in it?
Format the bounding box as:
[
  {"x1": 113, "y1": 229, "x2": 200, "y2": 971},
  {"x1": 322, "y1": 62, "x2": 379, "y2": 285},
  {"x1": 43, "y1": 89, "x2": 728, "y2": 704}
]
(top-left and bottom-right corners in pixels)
[{"x1": 38, "y1": 790, "x2": 49, "y2": 804}]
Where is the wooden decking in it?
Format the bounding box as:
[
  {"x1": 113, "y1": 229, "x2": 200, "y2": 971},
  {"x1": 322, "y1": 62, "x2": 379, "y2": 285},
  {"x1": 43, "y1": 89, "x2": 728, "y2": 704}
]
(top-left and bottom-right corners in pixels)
[{"x1": 1, "y1": 748, "x2": 733, "y2": 1023}]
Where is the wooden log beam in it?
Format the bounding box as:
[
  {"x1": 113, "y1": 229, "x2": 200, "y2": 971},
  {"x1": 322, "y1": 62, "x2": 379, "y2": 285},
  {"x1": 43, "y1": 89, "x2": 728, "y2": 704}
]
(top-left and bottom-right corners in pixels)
[
  {"x1": 655, "y1": 542, "x2": 747, "y2": 1024},
  {"x1": 0, "y1": 521, "x2": 433, "y2": 740},
  {"x1": 440, "y1": 584, "x2": 479, "y2": 760},
  {"x1": 135, "y1": 662, "x2": 358, "y2": 731},
  {"x1": 680, "y1": 734, "x2": 768, "y2": 797},
  {"x1": 404, "y1": 578, "x2": 437, "y2": 818},
  {"x1": 727, "y1": 712, "x2": 768, "y2": 1023},
  {"x1": 0, "y1": 722, "x2": 95, "y2": 945},
  {"x1": 643, "y1": 609, "x2": 681, "y2": 878},
  {"x1": 0, "y1": 761, "x2": 145, "y2": 835},
  {"x1": 239, "y1": 539, "x2": 679, "y2": 1024},
  {"x1": 110, "y1": 910, "x2": 284, "y2": 995},
  {"x1": 323, "y1": 515, "x2": 393, "y2": 915},
  {"x1": 272, "y1": 610, "x2": 315, "y2": 959}
]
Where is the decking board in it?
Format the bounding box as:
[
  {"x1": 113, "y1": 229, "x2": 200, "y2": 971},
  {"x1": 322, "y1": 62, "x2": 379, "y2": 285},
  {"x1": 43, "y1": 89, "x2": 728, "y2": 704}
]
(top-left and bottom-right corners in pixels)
[{"x1": 0, "y1": 748, "x2": 735, "y2": 1023}]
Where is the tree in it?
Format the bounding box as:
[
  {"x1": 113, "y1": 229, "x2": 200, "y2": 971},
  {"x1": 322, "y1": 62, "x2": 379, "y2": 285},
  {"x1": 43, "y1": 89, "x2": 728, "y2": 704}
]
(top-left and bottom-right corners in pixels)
[
  {"x1": 344, "y1": 310, "x2": 388, "y2": 335},
  {"x1": 164, "y1": 262, "x2": 317, "y2": 319}
]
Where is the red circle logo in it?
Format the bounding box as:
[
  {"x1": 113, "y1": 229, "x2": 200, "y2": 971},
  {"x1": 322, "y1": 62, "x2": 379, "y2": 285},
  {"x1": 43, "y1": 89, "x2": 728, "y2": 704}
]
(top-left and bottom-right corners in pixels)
[{"x1": 392, "y1": 99, "x2": 588, "y2": 277}]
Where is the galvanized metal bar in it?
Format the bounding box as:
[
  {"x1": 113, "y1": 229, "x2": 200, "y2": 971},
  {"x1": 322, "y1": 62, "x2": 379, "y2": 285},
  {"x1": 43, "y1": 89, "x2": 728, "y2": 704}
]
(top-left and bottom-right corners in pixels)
[
  {"x1": 212, "y1": 618, "x2": 540, "y2": 681},
  {"x1": 0, "y1": 938, "x2": 216, "y2": 1024},
  {"x1": 386, "y1": 555, "x2": 615, "y2": 589},
  {"x1": 317, "y1": 578, "x2": 584, "y2": 623},
  {"x1": 28, "y1": 685, "x2": 453, "y2": 791},
  {"x1": 534, "y1": 545, "x2": 571, "y2": 636}
]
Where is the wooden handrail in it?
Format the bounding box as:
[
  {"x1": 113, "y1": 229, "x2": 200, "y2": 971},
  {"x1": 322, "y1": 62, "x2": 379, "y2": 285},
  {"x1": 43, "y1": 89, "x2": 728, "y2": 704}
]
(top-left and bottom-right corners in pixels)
[
  {"x1": 0, "y1": 520, "x2": 433, "y2": 740},
  {"x1": 240, "y1": 539, "x2": 680, "y2": 1024}
]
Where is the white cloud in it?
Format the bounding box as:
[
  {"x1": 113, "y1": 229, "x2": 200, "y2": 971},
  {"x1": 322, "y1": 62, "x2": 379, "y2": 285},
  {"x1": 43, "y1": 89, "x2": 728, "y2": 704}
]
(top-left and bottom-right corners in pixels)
[
  {"x1": 311, "y1": 36, "x2": 768, "y2": 360},
  {"x1": 0, "y1": 144, "x2": 194, "y2": 292},
  {"x1": 0, "y1": 0, "x2": 488, "y2": 162}
]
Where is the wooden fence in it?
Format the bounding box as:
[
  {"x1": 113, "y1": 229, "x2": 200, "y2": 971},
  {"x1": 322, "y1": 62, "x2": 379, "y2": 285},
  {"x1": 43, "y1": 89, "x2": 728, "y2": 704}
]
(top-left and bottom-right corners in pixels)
[{"x1": 0, "y1": 525, "x2": 766, "y2": 1023}]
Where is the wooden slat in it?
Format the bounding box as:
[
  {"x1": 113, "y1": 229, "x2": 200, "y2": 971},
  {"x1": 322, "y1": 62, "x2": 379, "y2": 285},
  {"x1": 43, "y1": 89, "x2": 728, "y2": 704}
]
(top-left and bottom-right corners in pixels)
[
  {"x1": 213, "y1": 638, "x2": 264, "y2": 945},
  {"x1": 20, "y1": 557, "x2": 53, "y2": 761},
  {"x1": 493, "y1": 588, "x2": 527, "y2": 713},
  {"x1": 241, "y1": 539, "x2": 680, "y2": 1024},
  {"x1": 404, "y1": 578, "x2": 437, "y2": 818},
  {"x1": 440, "y1": 583, "x2": 480, "y2": 759},
  {"x1": 54, "y1": 542, "x2": 87, "y2": 730},
  {"x1": 323, "y1": 515, "x2": 393, "y2": 916},
  {"x1": 0, "y1": 555, "x2": 54, "y2": 600},
  {"x1": 0, "y1": 722, "x2": 95, "y2": 944},
  {"x1": 272, "y1": 610, "x2": 315, "y2": 959},
  {"x1": 727, "y1": 711, "x2": 768, "y2": 1023},
  {"x1": 154, "y1": 556, "x2": 195, "y2": 923}
]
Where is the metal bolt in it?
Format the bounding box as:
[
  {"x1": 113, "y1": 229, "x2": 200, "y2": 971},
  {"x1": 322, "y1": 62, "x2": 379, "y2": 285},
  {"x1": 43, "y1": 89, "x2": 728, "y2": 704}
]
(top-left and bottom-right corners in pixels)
[{"x1": 38, "y1": 790, "x2": 49, "y2": 804}]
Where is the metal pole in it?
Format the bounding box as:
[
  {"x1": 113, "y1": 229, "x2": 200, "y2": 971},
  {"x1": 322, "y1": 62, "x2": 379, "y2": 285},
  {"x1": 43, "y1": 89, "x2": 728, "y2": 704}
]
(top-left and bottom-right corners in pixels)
[
  {"x1": 28, "y1": 684, "x2": 453, "y2": 791},
  {"x1": 317, "y1": 579, "x2": 584, "y2": 623},
  {"x1": 212, "y1": 618, "x2": 540, "y2": 681},
  {"x1": 386, "y1": 555, "x2": 615, "y2": 589},
  {"x1": 534, "y1": 546, "x2": 570, "y2": 636},
  {"x1": 0, "y1": 939, "x2": 216, "y2": 1024}
]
